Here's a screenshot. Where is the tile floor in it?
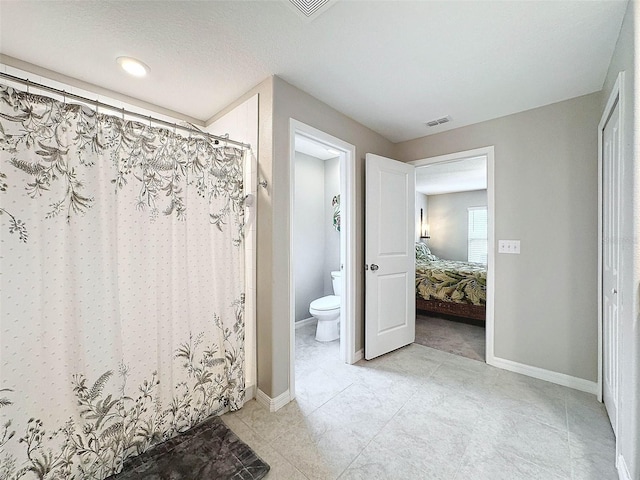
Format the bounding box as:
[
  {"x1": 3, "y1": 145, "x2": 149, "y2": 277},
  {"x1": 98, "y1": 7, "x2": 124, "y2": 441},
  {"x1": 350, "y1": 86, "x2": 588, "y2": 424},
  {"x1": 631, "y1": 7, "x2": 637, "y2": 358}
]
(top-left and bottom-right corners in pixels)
[{"x1": 222, "y1": 322, "x2": 616, "y2": 480}]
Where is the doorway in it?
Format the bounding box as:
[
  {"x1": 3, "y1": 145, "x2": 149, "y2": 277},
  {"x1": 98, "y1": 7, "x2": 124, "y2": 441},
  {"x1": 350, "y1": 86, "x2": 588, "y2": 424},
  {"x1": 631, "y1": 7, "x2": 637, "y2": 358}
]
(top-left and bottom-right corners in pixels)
[
  {"x1": 413, "y1": 156, "x2": 488, "y2": 361},
  {"x1": 409, "y1": 147, "x2": 496, "y2": 363},
  {"x1": 288, "y1": 120, "x2": 357, "y2": 400}
]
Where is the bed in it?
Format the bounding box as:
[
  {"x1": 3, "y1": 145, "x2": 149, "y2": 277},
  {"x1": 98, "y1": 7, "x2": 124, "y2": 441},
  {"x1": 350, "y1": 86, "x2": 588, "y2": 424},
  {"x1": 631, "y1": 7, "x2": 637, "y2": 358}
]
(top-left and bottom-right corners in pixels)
[{"x1": 415, "y1": 243, "x2": 487, "y2": 321}]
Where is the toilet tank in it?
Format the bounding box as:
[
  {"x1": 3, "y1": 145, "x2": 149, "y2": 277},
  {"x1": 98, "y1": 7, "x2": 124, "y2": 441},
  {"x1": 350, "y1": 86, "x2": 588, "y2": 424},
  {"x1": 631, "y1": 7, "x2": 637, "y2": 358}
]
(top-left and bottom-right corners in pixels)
[{"x1": 331, "y1": 270, "x2": 342, "y2": 296}]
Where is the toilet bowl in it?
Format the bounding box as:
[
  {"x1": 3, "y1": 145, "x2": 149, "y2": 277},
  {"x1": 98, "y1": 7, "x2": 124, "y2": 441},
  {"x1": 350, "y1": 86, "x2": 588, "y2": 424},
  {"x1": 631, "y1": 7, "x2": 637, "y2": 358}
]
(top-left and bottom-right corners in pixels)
[{"x1": 309, "y1": 271, "x2": 341, "y2": 342}]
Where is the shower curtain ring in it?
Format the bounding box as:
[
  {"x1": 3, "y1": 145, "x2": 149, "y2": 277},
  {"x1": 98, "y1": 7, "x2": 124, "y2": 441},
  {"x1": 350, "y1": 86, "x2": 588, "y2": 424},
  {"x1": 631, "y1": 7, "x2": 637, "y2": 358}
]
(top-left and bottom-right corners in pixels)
[
  {"x1": 26, "y1": 78, "x2": 30, "y2": 94},
  {"x1": 121, "y1": 107, "x2": 125, "y2": 121}
]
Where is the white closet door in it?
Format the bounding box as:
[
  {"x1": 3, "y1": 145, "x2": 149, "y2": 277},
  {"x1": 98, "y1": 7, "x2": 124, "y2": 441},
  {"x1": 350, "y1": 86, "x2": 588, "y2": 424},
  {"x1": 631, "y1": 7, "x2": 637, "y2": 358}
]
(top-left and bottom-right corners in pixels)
[{"x1": 602, "y1": 99, "x2": 621, "y2": 435}]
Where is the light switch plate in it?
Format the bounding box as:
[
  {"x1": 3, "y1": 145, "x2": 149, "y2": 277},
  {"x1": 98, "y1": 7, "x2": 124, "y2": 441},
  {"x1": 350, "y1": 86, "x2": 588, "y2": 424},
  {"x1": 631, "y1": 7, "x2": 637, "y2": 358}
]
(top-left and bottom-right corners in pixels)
[{"x1": 498, "y1": 240, "x2": 520, "y2": 254}]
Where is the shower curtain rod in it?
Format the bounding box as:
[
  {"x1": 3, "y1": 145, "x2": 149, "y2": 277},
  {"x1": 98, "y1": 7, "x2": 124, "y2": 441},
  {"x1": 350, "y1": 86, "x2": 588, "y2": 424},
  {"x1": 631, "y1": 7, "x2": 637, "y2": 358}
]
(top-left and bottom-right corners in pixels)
[{"x1": 0, "y1": 71, "x2": 251, "y2": 150}]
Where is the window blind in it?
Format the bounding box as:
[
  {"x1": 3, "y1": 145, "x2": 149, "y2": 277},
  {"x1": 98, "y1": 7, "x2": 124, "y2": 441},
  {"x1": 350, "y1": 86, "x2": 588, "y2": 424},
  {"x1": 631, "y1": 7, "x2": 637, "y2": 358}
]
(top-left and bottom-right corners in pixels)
[{"x1": 468, "y1": 206, "x2": 488, "y2": 264}]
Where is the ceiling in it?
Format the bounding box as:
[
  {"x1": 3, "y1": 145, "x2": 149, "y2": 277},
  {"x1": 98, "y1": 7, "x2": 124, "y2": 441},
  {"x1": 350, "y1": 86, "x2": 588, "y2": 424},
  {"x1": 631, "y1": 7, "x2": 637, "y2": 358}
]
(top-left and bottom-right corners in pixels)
[
  {"x1": 0, "y1": 1, "x2": 627, "y2": 143},
  {"x1": 416, "y1": 156, "x2": 487, "y2": 196}
]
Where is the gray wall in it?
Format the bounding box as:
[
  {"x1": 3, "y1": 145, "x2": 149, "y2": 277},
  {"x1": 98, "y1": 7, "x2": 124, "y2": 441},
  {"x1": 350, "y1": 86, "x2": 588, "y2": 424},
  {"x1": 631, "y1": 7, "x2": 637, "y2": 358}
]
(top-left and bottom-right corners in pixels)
[
  {"x1": 324, "y1": 157, "x2": 341, "y2": 294},
  {"x1": 207, "y1": 20, "x2": 639, "y2": 466},
  {"x1": 271, "y1": 77, "x2": 396, "y2": 397},
  {"x1": 210, "y1": 70, "x2": 628, "y2": 425},
  {"x1": 215, "y1": 76, "x2": 395, "y2": 398},
  {"x1": 396, "y1": 92, "x2": 602, "y2": 383},
  {"x1": 294, "y1": 152, "x2": 326, "y2": 322},
  {"x1": 601, "y1": 1, "x2": 638, "y2": 476},
  {"x1": 427, "y1": 190, "x2": 487, "y2": 261},
  {"x1": 212, "y1": 76, "x2": 395, "y2": 399}
]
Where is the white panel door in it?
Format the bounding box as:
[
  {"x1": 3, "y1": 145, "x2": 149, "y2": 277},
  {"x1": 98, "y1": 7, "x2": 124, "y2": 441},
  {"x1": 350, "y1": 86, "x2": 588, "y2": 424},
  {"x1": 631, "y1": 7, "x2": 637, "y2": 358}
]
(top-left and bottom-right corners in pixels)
[
  {"x1": 602, "y1": 100, "x2": 621, "y2": 435},
  {"x1": 365, "y1": 153, "x2": 415, "y2": 360}
]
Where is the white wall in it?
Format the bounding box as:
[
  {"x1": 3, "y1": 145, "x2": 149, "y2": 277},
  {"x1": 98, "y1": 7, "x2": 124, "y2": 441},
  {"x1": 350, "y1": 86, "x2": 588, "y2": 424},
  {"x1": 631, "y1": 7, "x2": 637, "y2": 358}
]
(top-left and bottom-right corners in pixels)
[
  {"x1": 293, "y1": 152, "x2": 341, "y2": 321},
  {"x1": 600, "y1": 1, "x2": 638, "y2": 476},
  {"x1": 324, "y1": 156, "x2": 341, "y2": 295},
  {"x1": 294, "y1": 152, "x2": 326, "y2": 321},
  {"x1": 427, "y1": 190, "x2": 487, "y2": 261},
  {"x1": 396, "y1": 92, "x2": 601, "y2": 384}
]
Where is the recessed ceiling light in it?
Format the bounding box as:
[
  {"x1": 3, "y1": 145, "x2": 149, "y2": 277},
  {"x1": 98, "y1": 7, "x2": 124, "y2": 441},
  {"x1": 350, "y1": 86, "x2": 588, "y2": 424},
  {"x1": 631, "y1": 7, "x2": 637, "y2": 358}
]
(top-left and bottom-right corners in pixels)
[{"x1": 117, "y1": 56, "x2": 149, "y2": 77}]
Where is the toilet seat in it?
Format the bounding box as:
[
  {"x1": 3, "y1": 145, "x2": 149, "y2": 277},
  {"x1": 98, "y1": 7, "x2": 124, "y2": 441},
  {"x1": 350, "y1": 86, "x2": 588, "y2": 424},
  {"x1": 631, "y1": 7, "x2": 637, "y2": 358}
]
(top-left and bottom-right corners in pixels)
[{"x1": 310, "y1": 295, "x2": 340, "y2": 311}]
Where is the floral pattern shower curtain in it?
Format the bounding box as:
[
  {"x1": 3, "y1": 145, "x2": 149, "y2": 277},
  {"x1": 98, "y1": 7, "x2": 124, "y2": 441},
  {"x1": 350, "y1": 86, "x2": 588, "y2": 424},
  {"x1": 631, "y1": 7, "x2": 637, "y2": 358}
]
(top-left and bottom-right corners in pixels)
[{"x1": 0, "y1": 84, "x2": 246, "y2": 479}]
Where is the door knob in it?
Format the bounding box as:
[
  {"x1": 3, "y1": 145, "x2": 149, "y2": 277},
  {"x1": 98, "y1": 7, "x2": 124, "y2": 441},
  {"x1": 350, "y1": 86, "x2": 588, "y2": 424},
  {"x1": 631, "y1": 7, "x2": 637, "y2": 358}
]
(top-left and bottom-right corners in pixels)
[
  {"x1": 370, "y1": 264, "x2": 379, "y2": 271},
  {"x1": 612, "y1": 288, "x2": 617, "y2": 294}
]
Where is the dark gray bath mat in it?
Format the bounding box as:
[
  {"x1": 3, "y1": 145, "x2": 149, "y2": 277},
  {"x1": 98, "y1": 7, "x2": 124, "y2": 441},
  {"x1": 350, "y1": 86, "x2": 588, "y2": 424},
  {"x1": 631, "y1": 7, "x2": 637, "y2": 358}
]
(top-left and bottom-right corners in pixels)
[{"x1": 107, "y1": 415, "x2": 270, "y2": 480}]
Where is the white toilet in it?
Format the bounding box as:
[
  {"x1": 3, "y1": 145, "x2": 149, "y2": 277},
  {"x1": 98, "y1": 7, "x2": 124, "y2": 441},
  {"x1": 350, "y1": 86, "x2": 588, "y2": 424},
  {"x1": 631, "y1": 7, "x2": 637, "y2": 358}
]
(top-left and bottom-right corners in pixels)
[{"x1": 309, "y1": 271, "x2": 341, "y2": 342}]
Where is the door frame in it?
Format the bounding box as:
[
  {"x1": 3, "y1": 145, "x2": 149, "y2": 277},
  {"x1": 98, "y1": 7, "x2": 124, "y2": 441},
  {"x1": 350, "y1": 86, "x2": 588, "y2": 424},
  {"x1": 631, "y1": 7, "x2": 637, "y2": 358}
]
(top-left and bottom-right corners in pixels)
[
  {"x1": 288, "y1": 119, "x2": 357, "y2": 398},
  {"x1": 597, "y1": 71, "x2": 624, "y2": 405},
  {"x1": 409, "y1": 146, "x2": 496, "y2": 363}
]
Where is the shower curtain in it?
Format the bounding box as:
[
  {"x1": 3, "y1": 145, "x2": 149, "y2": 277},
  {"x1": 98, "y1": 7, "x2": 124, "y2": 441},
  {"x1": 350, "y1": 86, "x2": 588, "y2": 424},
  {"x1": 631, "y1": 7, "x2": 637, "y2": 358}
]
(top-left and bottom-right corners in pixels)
[{"x1": 0, "y1": 84, "x2": 246, "y2": 479}]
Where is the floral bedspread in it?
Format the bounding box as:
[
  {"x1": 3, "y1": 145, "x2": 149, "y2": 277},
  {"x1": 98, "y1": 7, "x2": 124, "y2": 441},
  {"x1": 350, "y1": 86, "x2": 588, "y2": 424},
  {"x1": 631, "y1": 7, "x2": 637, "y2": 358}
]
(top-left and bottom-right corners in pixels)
[{"x1": 416, "y1": 258, "x2": 487, "y2": 306}]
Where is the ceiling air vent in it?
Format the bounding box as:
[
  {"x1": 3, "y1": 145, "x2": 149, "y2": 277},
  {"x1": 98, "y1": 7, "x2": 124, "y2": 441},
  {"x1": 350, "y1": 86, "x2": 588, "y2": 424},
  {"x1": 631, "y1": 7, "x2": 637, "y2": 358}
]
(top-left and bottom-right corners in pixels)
[
  {"x1": 425, "y1": 115, "x2": 452, "y2": 128},
  {"x1": 285, "y1": 0, "x2": 338, "y2": 21}
]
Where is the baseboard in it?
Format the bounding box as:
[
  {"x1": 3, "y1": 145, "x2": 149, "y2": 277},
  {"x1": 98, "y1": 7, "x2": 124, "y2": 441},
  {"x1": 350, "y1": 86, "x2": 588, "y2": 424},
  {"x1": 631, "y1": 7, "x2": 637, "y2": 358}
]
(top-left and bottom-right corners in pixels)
[
  {"x1": 295, "y1": 317, "x2": 316, "y2": 329},
  {"x1": 255, "y1": 389, "x2": 271, "y2": 410},
  {"x1": 617, "y1": 454, "x2": 631, "y2": 480},
  {"x1": 243, "y1": 384, "x2": 256, "y2": 404},
  {"x1": 353, "y1": 349, "x2": 364, "y2": 363},
  {"x1": 255, "y1": 388, "x2": 291, "y2": 412},
  {"x1": 489, "y1": 356, "x2": 598, "y2": 395}
]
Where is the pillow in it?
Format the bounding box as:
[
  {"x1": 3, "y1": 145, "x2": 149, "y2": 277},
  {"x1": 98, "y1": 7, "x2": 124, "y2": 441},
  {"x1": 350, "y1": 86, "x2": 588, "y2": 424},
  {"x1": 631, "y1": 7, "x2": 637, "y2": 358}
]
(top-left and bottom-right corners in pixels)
[{"x1": 415, "y1": 242, "x2": 437, "y2": 261}]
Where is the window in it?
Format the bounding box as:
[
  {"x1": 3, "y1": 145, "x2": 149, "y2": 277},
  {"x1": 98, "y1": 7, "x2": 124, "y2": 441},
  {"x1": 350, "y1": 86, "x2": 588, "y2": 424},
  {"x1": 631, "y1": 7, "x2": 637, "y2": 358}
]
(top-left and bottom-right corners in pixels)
[{"x1": 468, "y1": 206, "x2": 488, "y2": 264}]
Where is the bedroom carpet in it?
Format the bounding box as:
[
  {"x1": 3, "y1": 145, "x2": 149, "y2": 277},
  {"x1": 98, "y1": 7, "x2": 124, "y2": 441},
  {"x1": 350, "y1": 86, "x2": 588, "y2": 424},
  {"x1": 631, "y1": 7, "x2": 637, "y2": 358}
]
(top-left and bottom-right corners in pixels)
[
  {"x1": 414, "y1": 314, "x2": 485, "y2": 361},
  {"x1": 107, "y1": 415, "x2": 270, "y2": 480}
]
